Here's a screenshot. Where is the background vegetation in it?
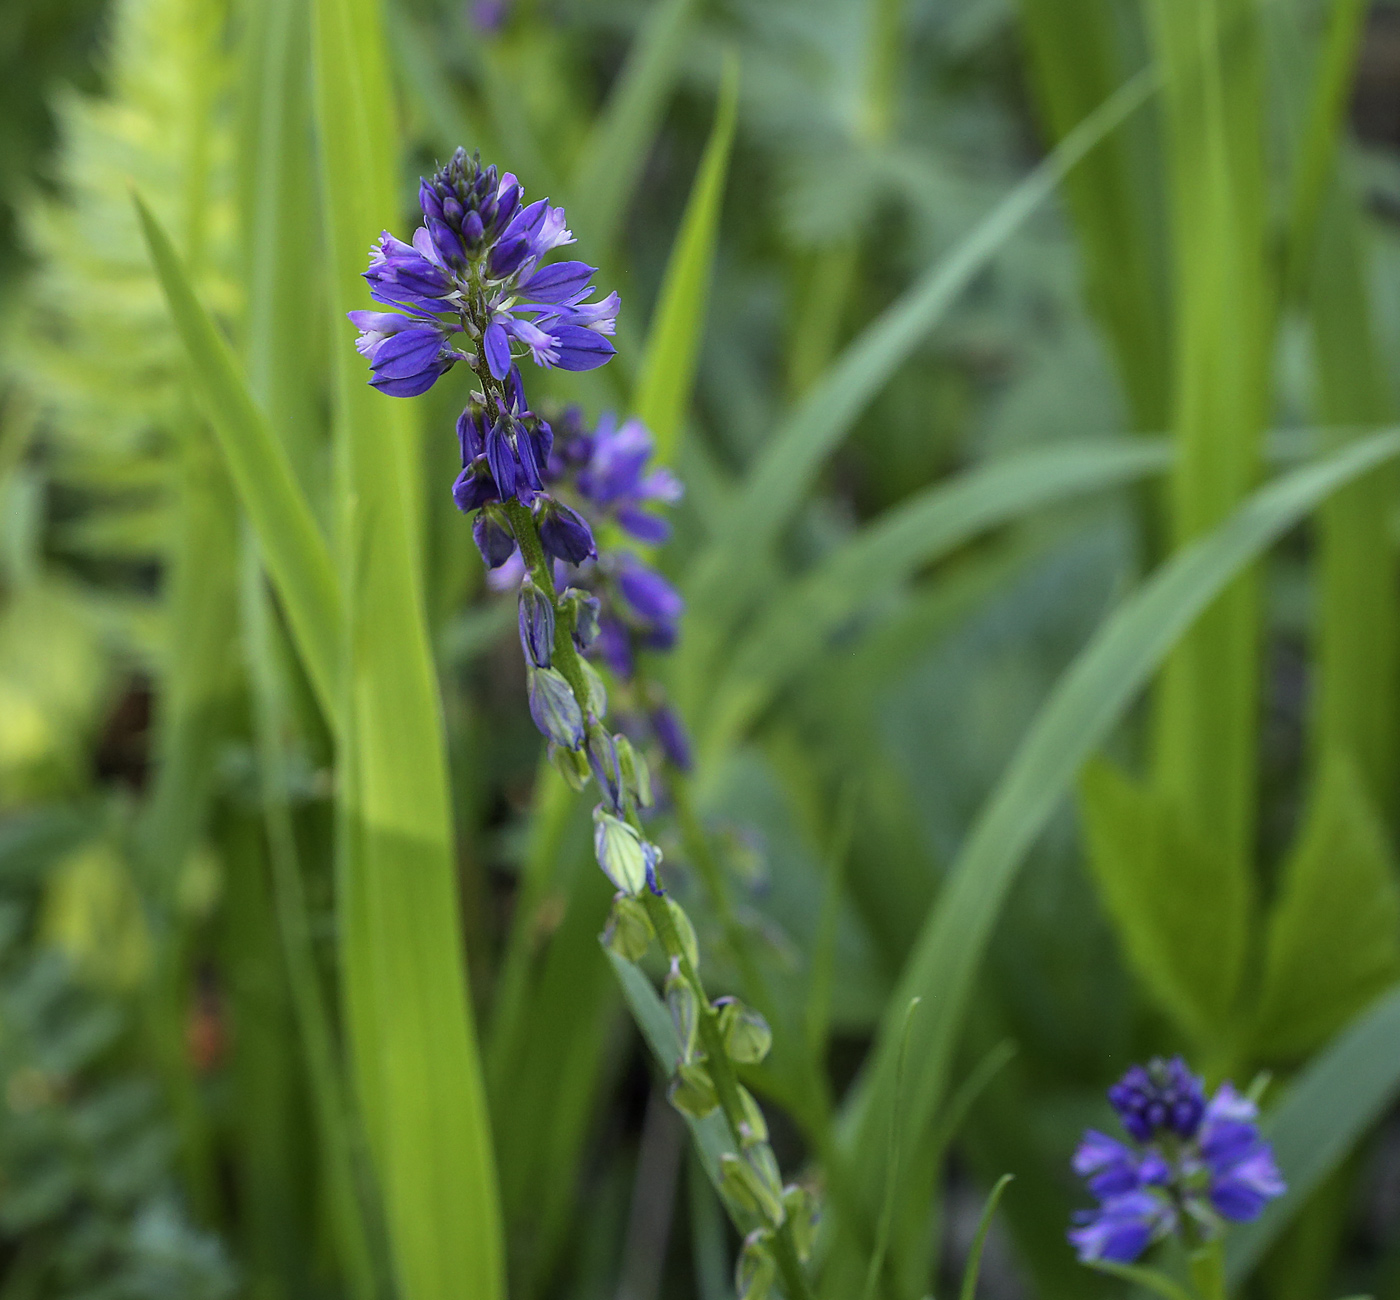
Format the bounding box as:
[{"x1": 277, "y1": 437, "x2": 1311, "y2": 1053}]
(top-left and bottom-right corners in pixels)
[{"x1": 2, "y1": 0, "x2": 1400, "y2": 1297}]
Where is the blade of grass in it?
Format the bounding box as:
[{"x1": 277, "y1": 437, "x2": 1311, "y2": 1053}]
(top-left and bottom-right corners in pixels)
[
  {"x1": 310, "y1": 0, "x2": 505, "y2": 1297},
  {"x1": 959, "y1": 1174, "x2": 1015, "y2": 1300},
  {"x1": 1226, "y1": 983, "x2": 1400, "y2": 1282},
  {"x1": 134, "y1": 195, "x2": 341, "y2": 725},
  {"x1": 833, "y1": 428, "x2": 1400, "y2": 1250},
  {"x1": 700, "y1": 438, "x2": 1171, "y2": 758},
  {"x1": 1088, "y1": 1260, "x2": 1196, "y2": 1300},
  {"x1": 633, "y1": 51, "x2": 739, "y2": 466},
  {"x1": 567, "y1": 0, "x2": 702, "y2": 253}
]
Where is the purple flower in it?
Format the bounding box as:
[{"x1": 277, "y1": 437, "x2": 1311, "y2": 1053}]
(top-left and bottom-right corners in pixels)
[
  {"x1": 537, "y1": 499, "x2": 597, "y2": 564},
  {"x1": 1069, "y1": 1192, "x2": 1176, "y2": 1264},
  {"x1": 651, "y1": 706, "x2": 692, "y2": 772},
  {"x1": 1069, "y1": 1062, "x2": 1284, "y2": 1265},
  {"x1": 1108, "y1": 1057, "x2": 1206, "y2": 1142},
  {"x1": 351, "y1": 150, "x2": 620, "y2": 399},
  {"x1": 559, "y1": 411, "x2": 682, "y2": 543}
]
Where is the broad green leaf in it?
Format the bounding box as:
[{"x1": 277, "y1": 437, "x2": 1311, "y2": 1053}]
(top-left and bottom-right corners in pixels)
[
  {"x1": 134, "y1": 193, "x2": 341, "y2": 724},
  {"x1": 633, "y1": 53, "x2": 739, "y2": 466},
  {"x1": 832, "y1": 428, "x2": 1400, "y2": 1254},
  {"x1": 1079, "y1": 759, "x2": 1249, "y2": 1048},
  {"x1": 1252, "y1": 749, "x2": 1400, "y2": 1059},
  {"x1": 1227, "y1": 983, "x2": 1400, "y2": 1282},
  {"x1": 568, "y1": 0, "x2": 702, "y2": 253},
  {"x1": 701, "y1": 438, "x2": 1171, "y2": 757},
  {"x1": 311, "y1": 0, "x2": 504, "y2": 1296}
]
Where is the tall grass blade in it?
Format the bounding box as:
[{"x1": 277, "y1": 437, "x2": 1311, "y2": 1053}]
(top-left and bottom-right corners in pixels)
[
  {"x1": 633, "y1": 53, "x2": 739, "y2": 465},
  {"x1": 835, "y1": 428, "x2": 1400, "y2": 1243},
  {"x1": 701, "y1": 438, "x2": 1171, "y2": 754},
  {"x1": 310, "y1": 0, "x2": 505, "y2": 1296},
  {"x1": 568, "y1": 0, "x2": 702, "y2": 253},
  {"x1": 1226, "y1": 983, "x2": 1400, "y2": 1282},
  {"x1": 958, "y1": 1174, "x2": 1014, "y2": 1300},
  {"x1": 134, "y1": 193, "x2": 341, "y2": 724}
]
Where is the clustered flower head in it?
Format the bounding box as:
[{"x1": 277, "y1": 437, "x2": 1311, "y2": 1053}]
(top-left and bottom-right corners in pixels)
[{"x1": 1068, "y1": 1058, "x2": 1285, "y2": 1265}]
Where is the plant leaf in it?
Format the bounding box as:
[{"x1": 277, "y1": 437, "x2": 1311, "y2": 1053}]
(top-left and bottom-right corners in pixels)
[
  {"x1": 633, "y1": 51, "x2": 739, "y2": 467},
  {"x1": 1252, "y1": 749, "x2": 1400, "y2": 1059},
  {"x1": 959, "y1": 1174, "x2": 1015, "y2": 1300}
]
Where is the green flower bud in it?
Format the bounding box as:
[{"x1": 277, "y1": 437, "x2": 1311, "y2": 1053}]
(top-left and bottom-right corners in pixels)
[
  {"x1": 668, "y1": 1061, "x2": 718, "y2": 1118},
  {"x1": 593, "y1": 808, "x2": 648, "y2": 894},
  {"x1": 781, "y1": 1185, "x2": 820, "y2": 1263},
  {"x1": 580, "y1": 657, "x2": 609, "y2": 719},
  {"x1": 603, "y1": 894, "x2": 653, "y2": 961},
  {"x1": 548, "y1": 741, "x2": 591, "y2": 792},
  {"x1": 736, "y1": 1231, "x2": 777, "y2": 1300},
  {"x1": 667, "y1": 898, "x2": 699, "y2": 969},
  {"x1": 664, "y1": 959, "x2": 700, "y2": 1063},
  {"x1": 717, "y1": 997, "x2": 772, "y2": 1065},
  {"x1": 737, "y1": 1084, "x2": 768, "y2": 1148},
  {"x1": 720, "y1": 1151, "x2": 786, "y2": 1227},
  {"x1": 615, "y1": 734, "x2": 654, "y2": 808}
]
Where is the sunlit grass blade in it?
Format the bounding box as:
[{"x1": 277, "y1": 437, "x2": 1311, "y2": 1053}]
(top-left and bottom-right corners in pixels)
[
  {"x1": 678, "y1": 69, "x2": 1157, "y2": 690},
  {"x1": 699, "y1": 438, "x2": 1170, "y2": 755},
  {"x1": 311, "y1": 0, "x2": 505, "y2": 1296},
  {"x1": 633, "y1": 52, "x2": 739, "y2": 466},
  {"x1": 1226, "y1": 982, "x2": 1400, "y2": 1283},
  {"x1": 567, "y1": 0, "x2": 702, "y2": 253},
  {"x1": 833, "y1": 428, "x2": 1400, "y2": 1243},
  {"x1": 134, "y1": 193, "x2": 341, "y2": 724},
  {"x1": 959, "y1": 1174, "x2": 1014, "y2": 1300}
]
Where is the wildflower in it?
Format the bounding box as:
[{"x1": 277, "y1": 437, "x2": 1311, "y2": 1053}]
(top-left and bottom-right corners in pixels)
[
  {"x1": 1068, "y1": 1058, "x2": 1285, "y2": 1264},
  {"x1": 352, "y1": 149, "x2": 619, "y2": 399}
]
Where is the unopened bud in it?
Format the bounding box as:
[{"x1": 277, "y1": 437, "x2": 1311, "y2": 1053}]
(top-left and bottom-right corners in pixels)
[
  {"x1": 528, "y1": 667, "x2": 584, "y2": 750},
  {"x1": 667, "y1": 898, "x2": 698, "y2": 968},
  {"x1": 720, "y1": 1151, "x2": 786, "y2": 1227},
  {"x1": 668, "y1": 1061, "x2": 718, "y2": 1118},
  {"x1": 580, "y1": 658, "x2": 608, "y2": 719},
  {"x1": 548, "y1": 741, "x2": 591, "y2": 791},
  {"x1": 592, "y1": 808, "x2": 648, "y2": 895},
  {"x1": 665, "y1": 958, "x2": 700, "y2": 1063},
  {"x1": 517, "y1": 577, "x2": 555, "y2": 668},
  {"x1": 736, "y1": 1231, "x2": 777, "y2": 1300},
  {"x1": 616, "y1": 735, "x2": 653, "y2": 808},
  {"x1": 716, "y1": 997, "x2": 772, "y2": 1065},
  {"x1": 603, "y1": 894, "x2": 653, "y2": 961},
  {"x1": 782, "y1": 1185, "x2": 820, "y2": 1263},
  {"x1": 736, "y1": 1084, "x2": 768, "y2": 1147},
  {"x1": 586, "y1": 723, "x2": 623, "y2": 812}
]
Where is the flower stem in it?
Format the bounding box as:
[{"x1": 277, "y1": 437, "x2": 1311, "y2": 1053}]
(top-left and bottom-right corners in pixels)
[{"x1": 1188, "y1": 1240, "x2": 1227, "y2": 1300}]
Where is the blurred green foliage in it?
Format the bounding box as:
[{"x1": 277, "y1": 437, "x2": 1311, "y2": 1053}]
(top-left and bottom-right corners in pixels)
[{"x1": 1, "y1": 1, "x2": 1400, "y2": 1299}]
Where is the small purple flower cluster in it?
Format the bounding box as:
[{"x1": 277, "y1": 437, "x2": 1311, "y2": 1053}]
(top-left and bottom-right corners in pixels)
[{"x1": 1069, "y1": 1058, "x2": 1285, "y2": 1265}]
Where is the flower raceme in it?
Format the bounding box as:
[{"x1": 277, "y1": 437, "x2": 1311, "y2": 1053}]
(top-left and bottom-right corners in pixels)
[
  {"x1": 349, "y1": 148, "x2": 618, "y2": 397},
  {"x1": 1069, "y1": 1058, "x2": 1285, "y2": 1265}
]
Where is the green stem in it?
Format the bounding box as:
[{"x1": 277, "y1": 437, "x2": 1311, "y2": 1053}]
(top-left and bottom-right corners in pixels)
[{"x1": 1188, "y1": 1240, "x2": 1227, "y2": 1300}]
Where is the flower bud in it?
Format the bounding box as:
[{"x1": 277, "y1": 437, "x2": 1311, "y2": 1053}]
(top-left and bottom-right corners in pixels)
[
  {"x1": 518, "y1": 576, "x2": 555, "y2": 668},
  {"x1": 720, "y1": 1151, "x2": 786, "y2": 1227},
  {"x1": 716, "y1": 997, "x2": 772, "y2": 1065},
  {"x1": 667, "y1": 898, "x2": 698, "y2": 968},
  {"x1": 586, "y1": 724, "x2": 623, "y2": 812},
  {"x1": 580, "y1": 658, "x2": 608, "y2": 719},
  {"x1": 736, "y1": 1084, "x2": 768, "y2": 1148},
  {"x1": 562, "y1": 587, "x2": 601, "y2": 650},
  {"x1": 603, "y1": 893, "x2": 653, "y2": 961},
  {"x1": 665, "y1": 958, "x2": 700, "y2": 1063},
  {"x1": 615, "y1": 734, "x2": 653, "y2": 808},
  {"x1": 781, "y1": 1185, "x2": 820, "y2": 1263},
  {"x1": 547, "y1": 741, "x2": 591, "y2": 791},
  {"x1": 592, "y1": 808, "x2": 648, "y2": 895},
  {"x1": 736, "y1": 1231, "x2": 777, "y2": 1300},
  {"x1": 536, "y1": 498, "x2": 596, "y2": 563},
  {"x1": 527, "y1": 667, "x2": 584, "y2": 750},
  {"x1": 472, "y1": 509, "x2": 517, "y2": 568},
  {"x1": 668, "y1": 1061, "x2": 718, "y2": 1119}
]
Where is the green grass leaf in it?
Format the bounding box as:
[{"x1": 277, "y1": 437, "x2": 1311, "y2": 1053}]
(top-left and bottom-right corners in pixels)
[
  {"x1": 699, "y1": 437, "x2": 1170, "y2": 756},
  {"x1": 1227, "y1": 982, "x2": 1400, "y2": 1283},
  {"x1": 833, "y1": 427, "x2": 1400, "y2": 1244},
  {"x1": 310, "y1": 0, "x2": 505, "y2": 1295},
  {"x1": 633, "y1": 52, "x2": 739, "y2": 466},
  {"x1": 133, "y1": 192, "x2": 341, "y2": 725},
  {"x1": 568, "y1": 0, "x2": 702, "y2": 254},
  {"x1": 959, "y1": 1174, "x2": 1015, "y2": 1300}
]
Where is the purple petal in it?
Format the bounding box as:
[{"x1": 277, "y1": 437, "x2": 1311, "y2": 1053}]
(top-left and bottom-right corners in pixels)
[
  {"x1": 550, "y1": 324, "x2": 616, "y2": 371},
  {"x1": 617, "y1": 506, "x2": 671, "y2": 544},
  {"x1": 520, "y1": 260, "x2": 595, "y2": 303},
  {"x1": 484, "y1": 322, "x2": 513, "y2": 380}
]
